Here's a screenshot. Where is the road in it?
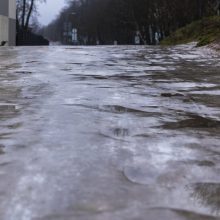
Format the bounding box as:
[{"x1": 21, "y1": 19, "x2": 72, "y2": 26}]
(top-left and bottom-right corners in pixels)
[{"x1": 0, "y1": 44, "x2": 220, "y2": 220}]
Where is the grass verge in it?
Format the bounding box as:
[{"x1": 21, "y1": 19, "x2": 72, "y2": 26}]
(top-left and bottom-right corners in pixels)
[{"x1": 161, "y1": 16, "x2": 220, "y2": 47}]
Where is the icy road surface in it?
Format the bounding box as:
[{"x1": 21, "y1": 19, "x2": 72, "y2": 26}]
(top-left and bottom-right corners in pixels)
[{"x1": 0, "y1": 45, "x2": 220, "y2": 220}]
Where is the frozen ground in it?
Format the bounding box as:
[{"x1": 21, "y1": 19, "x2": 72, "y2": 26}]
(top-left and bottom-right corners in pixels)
[{"x1": 0, "y1": 44, "x2": 220, "y2": 220}]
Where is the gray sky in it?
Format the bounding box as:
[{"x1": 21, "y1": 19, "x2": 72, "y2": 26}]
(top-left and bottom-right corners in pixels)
[{"x1": 38, "y1": 0, "x2": 67, "y2": 26}]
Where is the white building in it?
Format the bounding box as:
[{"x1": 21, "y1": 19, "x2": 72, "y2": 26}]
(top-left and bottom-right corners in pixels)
[{"x1": 0, "y1": 0, "x2": 16, "y2": 46}]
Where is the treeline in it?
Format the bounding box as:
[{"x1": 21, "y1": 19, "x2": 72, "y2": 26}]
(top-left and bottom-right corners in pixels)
[{"x1": 41, "y1": 0, "x2": 219, "y2": 45}]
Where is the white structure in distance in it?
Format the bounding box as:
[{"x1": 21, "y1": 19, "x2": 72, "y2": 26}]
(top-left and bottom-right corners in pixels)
[{"x1": 72, "y1": 28, "x2": 78, "y2": 44}]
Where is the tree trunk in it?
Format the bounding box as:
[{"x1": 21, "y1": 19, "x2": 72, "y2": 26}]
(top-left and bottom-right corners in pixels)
[
  {"x1": 25, "y1": 0, "x2": 34, "y2": 30},
  {"x1": 22, "y1": 0, "x2": 26, "y2": 28},
  {"x1": 16, "y1": 9, "x2": 20, "y2": 31}
]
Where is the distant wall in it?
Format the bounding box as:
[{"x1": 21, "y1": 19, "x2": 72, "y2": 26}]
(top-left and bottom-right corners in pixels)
[{"x1": 0, "y1": 0, "x2": 16, "y2": 46}]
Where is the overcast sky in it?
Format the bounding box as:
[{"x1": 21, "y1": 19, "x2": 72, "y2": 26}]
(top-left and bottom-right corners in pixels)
[{"x1": 38, "y1": 0, "x2": 67, "y2": 26}]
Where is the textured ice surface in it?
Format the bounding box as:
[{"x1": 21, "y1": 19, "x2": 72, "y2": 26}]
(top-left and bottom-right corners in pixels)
[{"x1": 0, "y1": 45, "x2": 220, "y2": 220}]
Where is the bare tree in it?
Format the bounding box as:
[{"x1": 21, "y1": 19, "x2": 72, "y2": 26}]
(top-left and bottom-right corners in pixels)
[{"x1": 17, "y1": 0, "x2": 46, "y2": 31}]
